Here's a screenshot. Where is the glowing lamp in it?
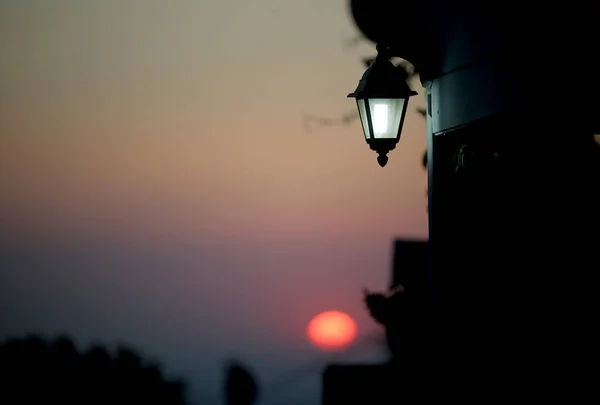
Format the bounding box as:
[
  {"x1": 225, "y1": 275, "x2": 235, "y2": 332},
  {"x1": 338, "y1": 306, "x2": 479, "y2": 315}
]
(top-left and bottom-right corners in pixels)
[{"x1": 348, "y1": 45, "x2": 417, "y2": 167}]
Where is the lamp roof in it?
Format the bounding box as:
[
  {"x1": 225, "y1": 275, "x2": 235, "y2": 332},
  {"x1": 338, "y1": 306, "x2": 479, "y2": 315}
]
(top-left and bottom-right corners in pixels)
[{"x1": 348, "y1": 55, "x2": 417, "y2": 99}]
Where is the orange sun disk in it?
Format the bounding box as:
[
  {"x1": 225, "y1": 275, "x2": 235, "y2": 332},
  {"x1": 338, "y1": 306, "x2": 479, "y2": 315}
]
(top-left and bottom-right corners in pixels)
[{"x1": 307, "y1": 310, "x2": 357, "y2": 351}]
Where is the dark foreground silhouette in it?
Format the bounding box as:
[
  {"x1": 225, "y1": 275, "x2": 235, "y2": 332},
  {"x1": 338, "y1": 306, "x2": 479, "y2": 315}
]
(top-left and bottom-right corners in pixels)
[
  {"x1": 224, "y1": 361, "x2": 259, "y2": 405},
  {"x1": 0, "y1": 335, "x2": 186, "y2": 404}
]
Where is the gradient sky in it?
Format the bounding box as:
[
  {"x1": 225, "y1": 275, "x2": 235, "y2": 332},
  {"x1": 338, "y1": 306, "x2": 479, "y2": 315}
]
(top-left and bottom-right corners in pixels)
[{"x1": 0, "y1": 1, "x2": 427, "y2": 404}]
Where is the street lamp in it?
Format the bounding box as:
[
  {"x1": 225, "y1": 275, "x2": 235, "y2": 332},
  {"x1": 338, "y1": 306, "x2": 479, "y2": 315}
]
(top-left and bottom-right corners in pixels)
[{"x1": 348, "y1": 45, "x2": 417, "y2": 167}]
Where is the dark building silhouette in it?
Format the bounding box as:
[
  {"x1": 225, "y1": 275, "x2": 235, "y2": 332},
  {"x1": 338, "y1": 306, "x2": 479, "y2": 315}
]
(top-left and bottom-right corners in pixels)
[
  {"x1": 390, "y1": 239, "x2": 429, "y2": 297},
  {"x1": 348, "y1": 0, "x2": 599, "y2": 401},
  {"x1": 363, "y1": 239, "x2": 430, "y2": 360},
  {"x1": 322, "y1": 364, "x2": 396, "y2": 405},
  {"x1": 324, "y1": 239, "x2": 431, "y2": 404}
]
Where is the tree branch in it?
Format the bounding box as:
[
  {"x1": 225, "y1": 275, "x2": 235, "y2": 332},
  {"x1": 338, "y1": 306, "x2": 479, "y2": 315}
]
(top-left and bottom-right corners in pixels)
[{"x1": 302, "y1": 111, "x2": 358, "y2": 133}]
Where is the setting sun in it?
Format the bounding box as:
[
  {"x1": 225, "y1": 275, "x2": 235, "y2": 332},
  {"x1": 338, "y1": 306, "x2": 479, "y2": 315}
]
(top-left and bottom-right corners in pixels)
[{"x1": 306, "y1": 310, "x2": 357, "y2": 351}]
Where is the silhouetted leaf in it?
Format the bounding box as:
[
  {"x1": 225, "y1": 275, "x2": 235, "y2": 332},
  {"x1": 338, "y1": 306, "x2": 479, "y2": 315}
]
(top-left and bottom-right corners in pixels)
[
  {"x1": 343, "y1": 34, "x2": 367, "y2": 50},
  {"x1": 342, "y1": 112, "x2": 359, "y2": 124}
]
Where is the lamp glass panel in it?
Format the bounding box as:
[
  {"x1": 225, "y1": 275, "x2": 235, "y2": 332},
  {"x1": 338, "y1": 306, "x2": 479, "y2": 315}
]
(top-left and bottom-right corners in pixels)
[
  {"x1": 357, "y1": 99, "x2": 371, "y2": 139},
  {"x1": 368, "y1": 98, "x2": 405, "y2": 139}
]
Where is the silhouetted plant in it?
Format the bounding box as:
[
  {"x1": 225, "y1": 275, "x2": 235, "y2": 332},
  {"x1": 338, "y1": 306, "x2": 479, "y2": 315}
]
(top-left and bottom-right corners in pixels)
[
  {"x1": 0, "y1": 335, "x2": 187, "y2": 404},
  {"x1": 363, "y1": 286, "x2": 409, "y2": 360}
]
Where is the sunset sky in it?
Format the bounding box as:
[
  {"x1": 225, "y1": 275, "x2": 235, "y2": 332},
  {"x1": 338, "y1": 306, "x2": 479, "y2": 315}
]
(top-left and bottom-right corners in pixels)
[{"x1": 0, "y1": 1, "x2": 427, "y2": 404}]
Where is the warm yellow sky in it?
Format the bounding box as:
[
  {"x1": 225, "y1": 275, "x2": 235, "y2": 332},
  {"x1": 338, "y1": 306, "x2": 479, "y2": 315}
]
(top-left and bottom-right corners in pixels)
[{"x1": 0, "y1": 1, "x2": 427, "y2": 403}]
